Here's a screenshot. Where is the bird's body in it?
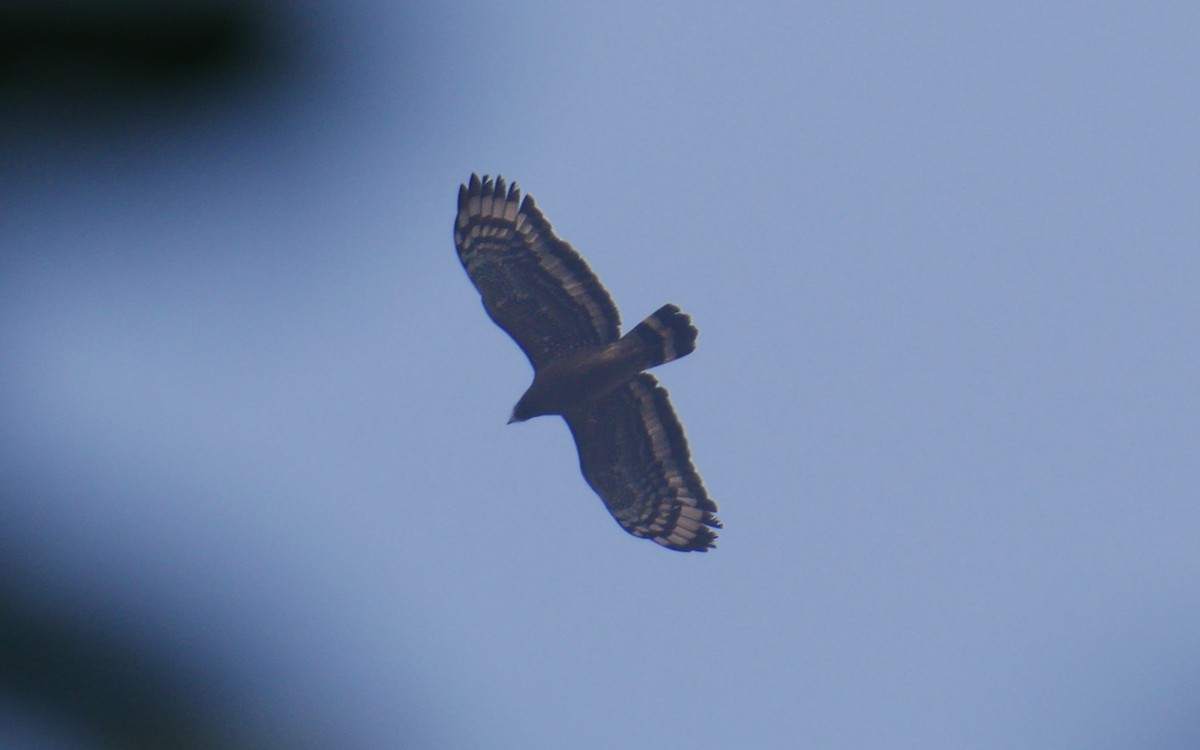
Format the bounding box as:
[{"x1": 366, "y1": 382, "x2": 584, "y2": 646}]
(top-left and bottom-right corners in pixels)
[{"x1": 510, "y1": 303, "x2": 696, "y2": 422}]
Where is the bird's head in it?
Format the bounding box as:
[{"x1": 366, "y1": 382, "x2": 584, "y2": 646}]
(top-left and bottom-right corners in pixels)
[
  {"x1": 508, "y1": 399, "x2": 535, "y2": 424},
  {"x1": 509, "y1": 387, "x2": 548, "y2": 424}
]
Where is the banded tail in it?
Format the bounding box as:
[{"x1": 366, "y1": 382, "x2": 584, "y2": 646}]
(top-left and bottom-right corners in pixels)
[{"x1": 621, "y1": 303, "x2": 698, "y2": 370}]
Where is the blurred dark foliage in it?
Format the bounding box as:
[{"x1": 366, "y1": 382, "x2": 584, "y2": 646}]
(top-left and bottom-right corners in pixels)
[
  {"x1": 0, "y1": 6, "x2": 311, "y2": 746},
  {"x1": 0, "y1": 1, "x2": 302, "y2": 144},
  {"x1": 0, "y1": 583, "x2": 242, "y2": 749},
  {"x1": 1, "y1": 2, "x2": 277, "y2": 96},
  {"x1": 1, "y1": 5, "x2": 252, "y2": 85},
  {"x1": 0, "y1": 0, "x2": 310, "y2": 250}
]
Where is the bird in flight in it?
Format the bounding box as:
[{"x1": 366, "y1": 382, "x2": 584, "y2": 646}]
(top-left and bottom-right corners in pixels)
[{"x1": 453, "y1": 174, "x2": 721, "y2": 551}]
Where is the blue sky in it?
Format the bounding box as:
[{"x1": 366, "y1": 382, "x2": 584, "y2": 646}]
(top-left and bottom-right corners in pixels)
[{"x1": 3, "y1": 2, "x2": 1198, "y2": 747}]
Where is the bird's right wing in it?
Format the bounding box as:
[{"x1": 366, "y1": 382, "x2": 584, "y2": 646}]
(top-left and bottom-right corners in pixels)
[{"x1": 454, "y1": 174, "x2": 621, "y2": 368}]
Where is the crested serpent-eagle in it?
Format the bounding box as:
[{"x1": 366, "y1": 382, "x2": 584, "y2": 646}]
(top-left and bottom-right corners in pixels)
[{"x1": 453, "y1": 174, "x2": 721, "y2": 551}]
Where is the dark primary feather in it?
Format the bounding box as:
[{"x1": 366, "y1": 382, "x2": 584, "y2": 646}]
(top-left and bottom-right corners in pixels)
[
  {"x1": 564, "y1": 374, "x2": 721, "y2": 551},
  {"x1": 454, "y1": 174, "x2": 621, "y2": 368}
]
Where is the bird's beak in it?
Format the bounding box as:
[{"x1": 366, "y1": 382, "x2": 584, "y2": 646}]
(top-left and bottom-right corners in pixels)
[{"x1": 507, "y1": 413, "x2": 518, "y2": 425}]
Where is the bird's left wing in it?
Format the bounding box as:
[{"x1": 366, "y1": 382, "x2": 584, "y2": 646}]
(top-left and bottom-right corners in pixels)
[{"x1": 564, "y1": 373, "x2": 721, "y2": 551}]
